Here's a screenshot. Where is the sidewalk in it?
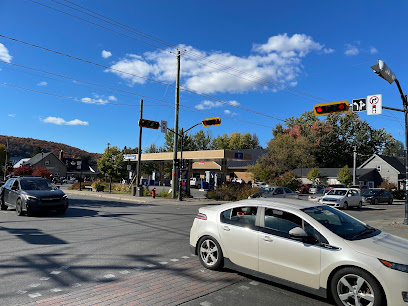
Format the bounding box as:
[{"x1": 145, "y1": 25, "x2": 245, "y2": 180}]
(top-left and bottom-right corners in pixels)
[{"x1": 64, "y1": 189, "x2": 222, "y2": 205}]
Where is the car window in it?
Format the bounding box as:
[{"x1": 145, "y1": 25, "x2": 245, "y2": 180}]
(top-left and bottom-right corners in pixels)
[
  {"x1": 20, "y1": 179, "x2": 55, "y2": 191},
  {"x1": 12, "y1": 180, "x2": 20, "y2": 190},
  {"x1": 264, "y1": 208, "x2": 302, "y2": 237},
  {"x1": 220, "y1": 206, "x2": 258, "y2": 229},
  {"x1": 5, "y1": 179, "x2": 14, "y2": 188},
  {"x1": 284, "y1": 188, "x2": 293, "y2": 194},
  {"x1": 351, "y1": 190, "x2": 358, "y2": 196},
  {"x1": 302, "y1": 206, "x2": 379, "y2": 240},
  {"x1": 384, "y1": 191, "x2": 391, "y2": 196},
  {"x1": 327, "y1": 189, "x2": 347, "y2": 196},
  {"x1": 275, "y1": 188, "x2": 284, "y2": 195}
]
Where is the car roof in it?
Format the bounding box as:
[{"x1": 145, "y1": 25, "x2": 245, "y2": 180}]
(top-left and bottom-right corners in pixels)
[{"x1": 202, "y1": 197, "x2": 318, "y2": 213}]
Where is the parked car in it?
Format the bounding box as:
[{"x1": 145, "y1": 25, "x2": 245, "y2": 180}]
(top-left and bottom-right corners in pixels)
[
  {"x1": 0, "y1": 177, "x2": 69, "y2": 215},
  {"x1": 319, "y1": 188, "x2": 362, "y2": 209},
  {"x1": 327, "y1": 184, "x2": 346, "y2": 189},
  {"x1": 253, "y1": 182, "x2": 269, "y2": 188},
  {"x1": 309, "y1": 185, "x2": 324, "y2": 194},
  {"x1": 190, "y1": 177, "x2": 203, "y2": 189},
  {"x1": 349, "y1": 185, "x2": 369, "y2": 194},
  {"x1": 308, "y1": 188, "x2": 328, "y2": 202},
  {"x1": 296, "y1": 184, "x2": 312, "y2": 194},
  {"x1": 362, "y1": 188, "x2": 393, "y2": 205},
  {"x1": 190, "y1": 198, "x2": 408, "y2": 306},
  {"x1": 248, "y1": 186, "x2": 298, "y2": 199},
  {"x1": 232, "y1": 178, "x2": 245, "y2": 184}
]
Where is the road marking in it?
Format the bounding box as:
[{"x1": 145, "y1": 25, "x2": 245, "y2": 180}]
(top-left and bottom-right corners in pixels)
[
  {"x1": 50, "y1": 288, "x2": 62, "y2": 293},
  {"x1": 181, "y1": 256, "x2": 190, "y2": 259},
  {"x1": 200, "y1": 302, "x2": 213, "y2": 306},
  {"x1": 103, "y1": 274, "x2": 116, "y2": 279},
  {"x1": 60, "y1": 265, "x2": 70, "y2": 269},
  {"x1": 239, "y1": 285, "x2": 249, "y2": 290},
  {"x1": 159, "y1": 261, "x2": 168, "y2": 265},
  {"x1": 249, "y1": 281, "x2": 259, "y2": 286},
  {"x1": 134, "y1": 267, "x2": 144, "y2": 271},
  {"x1": 50, "y1": 271, "x2": 61, "y2": 275},
  {"x1": 72, "y1": 283, "x2": 82, "y2": 288},
  {"x1": 28, "y1": 293, "x2": 42, "y2": 298},
  {"x1": 119, "y1": 270, "x2": 130, "y2": 274},
  {"x1": 28, "y1": 283, "x2": 41, "y2": 288},
  {"x1": 40, "y1": 277, "x2": 50, "y2": 281},
  {"x1": 170, "y1": 258, "x2": 179, "y2": 262},
  {"x1": 17, "y1": 290, "x2": 27, "y2": 294},
  {"x1": 146, "y1": 264, "x2": 157, "y2": 268}
]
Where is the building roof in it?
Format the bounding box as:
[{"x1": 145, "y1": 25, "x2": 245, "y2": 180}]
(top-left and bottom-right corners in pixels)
[
  {"x1": 292, "y1": 167, "x2": 375, "y2": 178},
  {"x1": 358, "y1": 153, "x2": 405, "y2": 173},
  {"x1": 25, "y1": 152, "x2": 55, "y2": 166},
  {"x1": 13, "y1": 158, "x2": 30, "y2": 168}
]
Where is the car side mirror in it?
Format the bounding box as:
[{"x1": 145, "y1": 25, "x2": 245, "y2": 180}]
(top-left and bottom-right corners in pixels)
[{"x1": 289, "y1": 227, "x2": 308, "y2": 241}]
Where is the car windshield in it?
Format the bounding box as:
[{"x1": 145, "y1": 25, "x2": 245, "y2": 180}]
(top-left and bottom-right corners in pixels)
[
  {"x1": 362, "y1": 189, "x2": 379, "y2": 196},
  {"x1": 302, "y1": 206, "x2": 380, "y2": 240},
  {"x1": 326, "y1": 189, "x2": 347, "y2": 196},
  {"x1": 20, "y1": 179, "x2": 56, "y2": 191}
]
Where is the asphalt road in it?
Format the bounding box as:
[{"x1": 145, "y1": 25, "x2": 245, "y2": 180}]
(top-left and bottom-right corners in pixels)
[{"x1": 0, "y1": 193, "x2": 407, "y2": 306}]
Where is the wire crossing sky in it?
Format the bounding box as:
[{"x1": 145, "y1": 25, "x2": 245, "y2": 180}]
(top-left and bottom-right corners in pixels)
[{"x1": 0, "y1": 0, "x2": 407, "y2": 153}]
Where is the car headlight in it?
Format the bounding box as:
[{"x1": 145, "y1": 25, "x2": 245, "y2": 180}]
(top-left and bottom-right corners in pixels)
[
  {"x1": 24, "y1": 195, "x2": 38, "y2": 201},
  {"x1": 379, "y1": 259, "x2": 408, "y2": 273}
]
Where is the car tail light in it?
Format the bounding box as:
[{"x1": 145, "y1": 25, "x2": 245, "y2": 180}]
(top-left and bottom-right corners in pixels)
[{"x1": 195, "y1": 213, "x2": 207, "y2": 220}]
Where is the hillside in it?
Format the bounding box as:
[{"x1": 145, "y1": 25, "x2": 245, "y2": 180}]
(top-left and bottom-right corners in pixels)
[{"x1": 0, "y1": 135, "x2": 100, "y2": 160}]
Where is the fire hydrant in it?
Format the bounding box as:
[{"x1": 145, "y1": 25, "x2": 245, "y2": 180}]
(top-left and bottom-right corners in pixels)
[{"x1": 152, "y1": 187, "x2": 156, "y2": 198}]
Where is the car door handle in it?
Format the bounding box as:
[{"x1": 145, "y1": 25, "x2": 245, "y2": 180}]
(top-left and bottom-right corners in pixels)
[
  {"x1": 263, "y1": 236, "x2": 273, "y2": 242},
  {"x1": 222, "y1": 225, "x2": 230, "y2": 231}
]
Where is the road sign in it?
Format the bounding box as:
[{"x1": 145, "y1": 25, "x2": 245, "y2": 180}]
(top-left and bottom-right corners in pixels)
[
  {"x1": 124, "y1": 154, "x2": 137, "y2": 161},
  {"x1": 161, "y1": 120, "x2": 168, "y2": 133},
  {"x1": 352, "y1": 98, "x2": 366, "y2": 112},
  {"x1": 367, "y1": 94, "x2": 382, "y2": 115},
  {"x1": 179, "y1": 169, "x2": 187, "y2": 180}
]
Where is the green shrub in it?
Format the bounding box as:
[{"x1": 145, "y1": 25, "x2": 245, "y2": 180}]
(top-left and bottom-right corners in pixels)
[
  {"x1": 144, "y1": 188, "x2": 152, "y2": 196},
  {"x1": 68, "y1": 182, "x2": 92, "y2": 190},
  {"x1": 392, "y1": 190, "x2": 405, "y2": 200},
  {"x1": 157, "y1": 190, "x2": 172, "y2": 198}
]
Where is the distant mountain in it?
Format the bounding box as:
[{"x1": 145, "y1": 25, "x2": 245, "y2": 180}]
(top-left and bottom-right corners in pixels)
[{"x1": 0, "y1": 135, "x2": 101, "y2": 161}]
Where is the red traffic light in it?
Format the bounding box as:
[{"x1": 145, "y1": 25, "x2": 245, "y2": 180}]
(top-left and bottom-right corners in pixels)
[
  {"x1": 139, "y1": 119, "x2": 160, "y2": 129},
  {"x1": 313, "y1": 101, "x2": 349, "y2": 115},
  {"x1": 202, "y1": 117, "x2": 221, "y2": 127}
]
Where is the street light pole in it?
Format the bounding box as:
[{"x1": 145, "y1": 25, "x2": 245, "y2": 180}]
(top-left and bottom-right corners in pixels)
[{"x1": 371, "y1": 60, "x2": 408, "y2": 225}]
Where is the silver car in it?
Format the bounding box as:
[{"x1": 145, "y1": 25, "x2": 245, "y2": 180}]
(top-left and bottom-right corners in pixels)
[
  {"x1": 190, "y1": 198, "x2": 408, "y2": 306},
  {"x1": 319, "y1": 188, "x2": 362, "y2": 209},
  {"x1": 248, "y1": 186, "x2": 298, "y2": 199}
]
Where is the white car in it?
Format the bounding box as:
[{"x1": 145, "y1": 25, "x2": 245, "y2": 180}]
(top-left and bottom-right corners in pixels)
[
  {"x1": 319, "y1": 188, "x2": 362, "y2": 209},
  {"x1": 190, "y1": 198, "x2": 408, "y2": 306},
  {"x1": 253, "y1": 182, "x2": 269, "y2": 188}
]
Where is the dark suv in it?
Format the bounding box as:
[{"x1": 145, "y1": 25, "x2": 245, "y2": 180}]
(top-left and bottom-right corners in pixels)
[{"x1": 0, "y1": 177, "x2": 69, "y2": 216}]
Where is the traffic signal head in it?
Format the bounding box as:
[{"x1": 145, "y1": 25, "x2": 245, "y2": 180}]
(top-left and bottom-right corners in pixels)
[
  {"x1": 202, "y1": 117, "x2": 221, "y2": 127},
  {"x1": 314, "y1": 101, "x2": 349, "y2": 115},
  {"x1": 139, "y1": 119, "x2": 160, "y2": 129}
]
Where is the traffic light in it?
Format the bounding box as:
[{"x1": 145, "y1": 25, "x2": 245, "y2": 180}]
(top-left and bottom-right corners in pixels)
[
  {"x1": 314, "y1": 101, "x2": 349, "y2": 115},
  {"x1": 202, "y1": 117, "x2": 221, "y2": 127},
  {"x1": 174, "y1": 159, "x2": 180, "y2": 168},
  {"x1": 139, "y1": 119, "x2": 160, "y2": 129}
]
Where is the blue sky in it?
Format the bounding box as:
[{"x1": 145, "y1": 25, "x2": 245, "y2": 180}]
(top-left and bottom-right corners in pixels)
[{"x1": 1, "y1": 0, "x2": 407, "y2": 154}]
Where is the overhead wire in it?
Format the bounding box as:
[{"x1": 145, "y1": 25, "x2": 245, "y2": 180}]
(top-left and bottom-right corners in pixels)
[
  {"x1": 29, "y1": 0, "x2": 330, "y2": 103},
  {"x1": 0, "y1": 34, "x2": 285, "y2": 122}
]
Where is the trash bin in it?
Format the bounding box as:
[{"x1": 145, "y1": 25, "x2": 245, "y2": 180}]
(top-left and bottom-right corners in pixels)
[
  {"x1": 132, "y1": 186, "x2": 137, "y2": 196},
  {"x1": 137, "y1": 186, "x2": 144, "y2": 196}
]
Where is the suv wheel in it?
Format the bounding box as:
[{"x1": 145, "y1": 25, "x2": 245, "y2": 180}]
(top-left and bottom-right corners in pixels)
[
  {"x1": 1, "y1": 197, "x2": 7, "y2": 210},
  {"x1": 343, "y1": 202, "x2": 348, "y2": 210},
  {"x1": 16, "y1": 199, "x2": 25, "y2": 216}
]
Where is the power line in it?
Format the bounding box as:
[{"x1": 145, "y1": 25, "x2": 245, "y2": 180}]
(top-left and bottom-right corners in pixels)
[
  {"x1": 29, "y1": 0, "x2": 330, "y2": 103},
  {"x1": 0, "y1": 34, "x2": 285, "y2": 122}
]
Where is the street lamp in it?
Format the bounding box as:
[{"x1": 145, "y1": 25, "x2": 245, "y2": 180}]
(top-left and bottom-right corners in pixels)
[{"x1": 371, "y1": 60, "x2": 408, "y2": 225}]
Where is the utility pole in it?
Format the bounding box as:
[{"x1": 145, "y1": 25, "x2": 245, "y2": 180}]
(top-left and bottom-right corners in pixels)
[
  {"x1": 172, "y1": 50, "x2": 181, "y2": 198},
  {"x1": 4, "y1": 137, "x2": 8, "y2": 180},
  {"x1": 136, "y1": 99, "x2": 144, "y2": 196},
  {"x1": 178, "y1": 128, "x2": 184, "y2": 201},
  {"x1": 353, "y1": 146, "x2": 357, "y2": 185}
]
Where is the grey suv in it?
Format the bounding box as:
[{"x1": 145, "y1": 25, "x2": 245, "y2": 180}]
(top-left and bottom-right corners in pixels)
[{"x1": 0, "y1": 177, "x2": 69, "y2": 216}]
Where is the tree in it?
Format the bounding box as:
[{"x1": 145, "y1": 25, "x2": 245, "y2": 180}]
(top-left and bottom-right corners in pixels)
[
  {"x1": 31, "y1": 146, "x2": 44, "y2": 157},
  {"x1": 14, "y1": 166, "x2": 33, "y2": 176},
  {"x1": 212, "y1": 132, "x2": 261, "y2": 150},
  {"x1": 271, "y1": 171, "x2": 301, "y2": 191},
  {"x1": 249, "y1": 133, "x2": 315, "y2": 182},
  {"x1": 0, "y1": 144, "x2": 6, "y2": 177},
  {"x1": 33, "y1": 167, "x2": 52, "y2": 179},
  {"x1": 97, "y1": 146, "x2": 126, "y2": 181},
  {"x1": 337, "y1": 165, "x2": 353, "y2": 186},
  {"x1": 307, "y1": 168, "x2": 321, "y2": 185}
]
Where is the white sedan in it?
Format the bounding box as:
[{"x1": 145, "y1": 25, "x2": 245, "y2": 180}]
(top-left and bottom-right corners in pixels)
[
  {"x1": 190, "y1": 198, "x2": 408, "y2": 306},
  {"x1": 319, "y1": 188, "x2": 362, "y2": 209}
]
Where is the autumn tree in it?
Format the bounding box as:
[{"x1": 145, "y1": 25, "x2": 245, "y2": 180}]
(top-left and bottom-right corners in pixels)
[
  {"x1": 14, "y1": 166, "x2": 34, "y2": 176},
  {"x1": 33, "y1": 167, "x2": 52, "y2": 179}
]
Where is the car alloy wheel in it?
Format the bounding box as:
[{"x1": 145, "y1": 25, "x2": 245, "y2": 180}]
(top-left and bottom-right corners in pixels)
[
  {"x1": 15, "y1": 199, "x2": 25, "y2": 216},
  {"x1": 343, "y1": 202, "x2": 348, "y2": 210},
  {"x1": 388, "y1": 198, "x2": 393, "y2": 205},
  {"x1": 357, "y1": 201, "x2": 362, "y2": 209},
  {"x1": 331, "y1": 267, "x2": 383, "y2": 306},
  {"x1": 198, "y1": 236, "x2": 223, "y2": 270}
]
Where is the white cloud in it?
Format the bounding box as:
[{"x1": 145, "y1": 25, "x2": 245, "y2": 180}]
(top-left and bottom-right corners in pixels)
[
  {"x1": 108, "y1": 95, "x2": 117, "y2": 101},
  {"x1": 224, "y1": 109, "x2": 238, "y2": 116},
  {"x1": 369, "y1": 47, "x2": 378, "y2": 54},
  {"x1": 42, "y1": 116, "x2": 89, "y2": 126},
  {"x1": 345, "y1": 44, "x2": 359, "y2": 56},
  {"x1": 107, "y1": 34, "x2": 333, "y2": 94},
  {"x1": 37, "y1": 81, "x2": 48, "y2": 86},
  {"x1": 195, "y1": 100, "x2": 223, "y2": 110},
  {"x1": 227, "y1": 100, "x2": 240, "y2": 107},
  {"x1": 8, "y1": 114, "x2": 16, "y2": 117},
  {"x1": 0, "y1": 43, "x2": 12, "y2": 63},
  {"x1": 81, "y1": 97, "x2": 108, "y2": 104},
  {"x1": 102, "y1": 50, "x2": 112, "y2": 58}
]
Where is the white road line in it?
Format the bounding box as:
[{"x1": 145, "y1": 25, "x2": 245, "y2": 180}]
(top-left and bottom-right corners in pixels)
[
  {"x1": 28, "y1": 283, "x2": 41, "y2": 288},
  {"x1": 249, "y1": 281, "x2": 259, "y2": 286},
  {"x1": 50, "y1": 271, "x2": 61, "y2": 275},
  {"x1": 159, "y1": 261, "x2": 168, "y2": 265},
  {"x1": 60, "y1": 265, "x2": 70, "y2": 269},
  {"x1": 146, "y1": 264, "x2": 157, "y2": 268},
  {"x1": 103, "y1": 274, "x2": 116, "y2": 279},
  {"x1": 200, "y1": 302, "x2": 213, "y2": 306},
  {"x1": 119, "y1": 270, "x2": 130, "y2": 274},
  {"x1": 40, "y1": 277, "x2": 50, "y2": 281},
  {"x1": 50, "y1": 288, "x2": 62, "y2": 293},
  {"x1": 181, "y1": 256, "x2": 190, "y2": 259},
  {"x1": 170, "y1": 259, "x2": 179, "y2": 262},
  {"x1": 28, "y1": 293, "x2": 42, "y2": 298}
]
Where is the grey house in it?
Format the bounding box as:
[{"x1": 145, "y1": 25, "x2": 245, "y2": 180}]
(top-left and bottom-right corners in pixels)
[
  {"x1": 292, "y1": 168, "x2": 378, "y2": 187},
  {"x1": 358, "y1": 154, "x2": 406, "y2": 189},
  {"x1": 23, "y1": 152, "x2": 67, "y2": 178}
]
